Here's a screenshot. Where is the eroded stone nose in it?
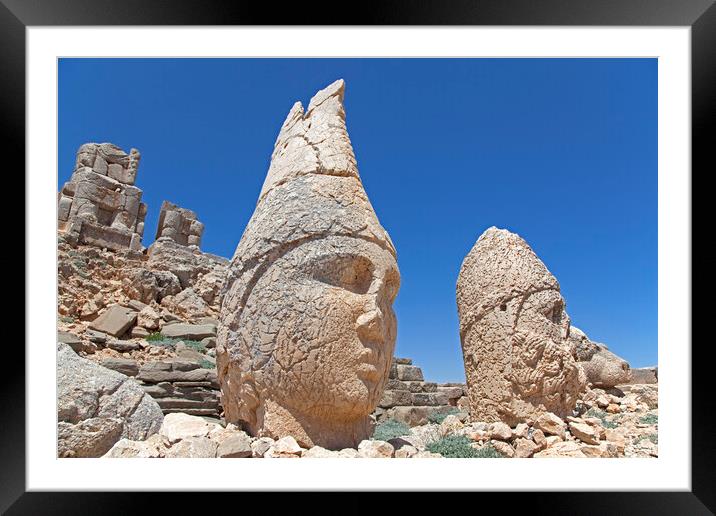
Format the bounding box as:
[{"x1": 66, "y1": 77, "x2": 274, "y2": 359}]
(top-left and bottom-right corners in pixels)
[{"x1": 356, "y1": 308, "x2": 385, "y2": 342}]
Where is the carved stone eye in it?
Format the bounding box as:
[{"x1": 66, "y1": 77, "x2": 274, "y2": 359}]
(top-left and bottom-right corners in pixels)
[
  {"x1": 545, "y1": 300, "x2": 563, "y2": 324},
  {"x1": 312, "y1": 255, "x2": 373, "y2": 295}
]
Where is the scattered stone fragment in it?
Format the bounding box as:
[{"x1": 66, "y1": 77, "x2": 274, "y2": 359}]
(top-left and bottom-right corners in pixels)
[
  {"x1": 265, "y1": 436, "x2": 304, "y2": 458},
  {"x1": 103, "y1": 434, "x2": 170, "y2": 458},
  {"x1": 394, "y1": 444, "x2": 419, "y2": 458},
  {"x1": 534, "y1": 412, "x2": 567, "y2": 440},
  {"x1": 513, "y1": 438, "x2": 539, "y2": 458},
  {"x1": 489, "y1": 422, "x2": 513, "y2": 441},
  {"x1": 101, "y1": 357, "x2": 139, "y2": 377},
  {"x1": 533, "y1": 441, "x2": 587, "y2": 458},
  {"x1": 216, "y1": 433, "x2": 253, "y2": 458},
  {"x1": 568, "y1": 422, "x2": 601, "y2": 445},
  {"x1": 358, "y1": 440, "x2": 394, "y2": 458},
  {"x1": 160, "y1": 323, "x2": 216, "y2": 340},
  {"x1": 492, "y1": 441, "x2": 515, "y2": 458},
  {"x1": 251, "y1": 437, "x2": 275, "y2": 458},
  {"x1": 159, "y1": 413, "x2": 222, "y2": 444},
  {"x1": 106, "y1": 339, "x2": 142, "y2": 352},
  {"x1": 88, "y1": 304, "x2": 138, "y2": 338},
  {"x1": 165, "y1": 436, "x2": 218, "y2": 458}
]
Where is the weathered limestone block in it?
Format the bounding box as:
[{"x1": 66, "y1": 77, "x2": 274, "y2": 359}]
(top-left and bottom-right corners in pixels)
[
  {"x1": 385, "y1": 405, "x2": 456, "y2": 427},
  {"x1": 217, "y1": 79, "x2": 400, "y2": 450},
  {"x1": 57, "y1": 343, "x2": 163, "y2": 457},
  {"x1": 396, "y1": 364, "x2": 424, "y2": 381},
  {"x1": 378, "y1": 389, "x2": 414, "y2": 408},
  {"x1": 88, "y1": 304, "x2": 137, "y2": 338},
  {"x1": 160, "y1": 323, "x2": 217, "y2": 340},
  {"x1": 456, "y1": 227, "x2": 587, "y2": 426},
  {"x1": 569, "y1": 326, "x2": 631, "y2": 388},
  {"x1": 101, "y1": 357, "x2": 139, "y2": 376},
  {"x1": 155, "y1": 200, "x2": 205, "y2": 247},
  {"x1": 58, "y1": 143, "x2": 144, "y2": 251}
]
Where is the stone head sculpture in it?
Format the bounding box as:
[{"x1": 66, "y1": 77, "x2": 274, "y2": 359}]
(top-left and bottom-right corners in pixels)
[
  {"x1": 217, "y1": 80, "x2": 399, "y2": 449},
  {"x1": 456, "y1": 227, "x2": 586, "y2": 426},
  {"x1": 569, "y1": 327, "x2": 631, "y2": 388}
]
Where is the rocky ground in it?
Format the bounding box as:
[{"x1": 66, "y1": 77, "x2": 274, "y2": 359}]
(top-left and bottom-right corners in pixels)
[{"x1": 101, "y1": 382, "x2": 657, "y2": 458}]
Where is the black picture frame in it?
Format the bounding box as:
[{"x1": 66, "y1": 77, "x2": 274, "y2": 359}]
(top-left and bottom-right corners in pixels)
[{"x1": 5, "y1": 0, "x2": 712, "y2": 512}]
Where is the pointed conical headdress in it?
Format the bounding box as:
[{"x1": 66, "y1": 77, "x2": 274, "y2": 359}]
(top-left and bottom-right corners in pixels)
[
  {"x1": 221, "y1": 79, "x2": 396, "y2": 321},
  {"x1": 456, "y1": 227, "x2": 560, "y2": 338}
]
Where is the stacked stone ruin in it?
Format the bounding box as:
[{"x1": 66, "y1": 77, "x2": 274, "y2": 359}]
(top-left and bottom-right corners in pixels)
[
  {"x1": 137, "y1": 359, "x2": 222, "y2": 418},
  {"x1": 58, "y1": 143, "x2": 147, "y2": 251},
  {"x1": 155, "y1": 200, "x2": 205, "y2": 247},
  {"x1": 373, "y1": 357, "x2": 467, "y2": 426}
]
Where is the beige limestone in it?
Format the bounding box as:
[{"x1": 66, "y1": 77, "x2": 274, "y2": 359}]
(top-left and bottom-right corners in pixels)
[
  {"x1": 456, "y1": 227, "x2": 587, "y2": 426},
  {"x1": 569, "y1": 421, "x2": 600, "y2": 445},
  {"x1": 155, "y1": 200, "x2": 205, "y2": 247},
  {"x1": 357, "y1": 440, "x2": 394, "y2": 458},
  {"x1": 534, "y1": 412, "x2": 567, "y2": 439},
  {"x1": 569, "y1": 326, "x2": 631, "y2": 388},
  {"x1": 217, "y1": 80, "x2": 400, "y2": 450},
  {"x1": 58, "y1": 143, "x2": 146, "y2": 251}
]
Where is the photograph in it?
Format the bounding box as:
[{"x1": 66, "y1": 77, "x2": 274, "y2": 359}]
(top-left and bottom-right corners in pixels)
[{"x1": 55, "y1": 57, "x2": 659, "y2": 460}]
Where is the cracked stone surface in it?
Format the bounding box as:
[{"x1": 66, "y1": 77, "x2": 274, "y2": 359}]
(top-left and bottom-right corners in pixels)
[
  {"x1": 217, "y1": 79, "x2": 400, "y2": 449},
  {"x1": 456, "y1": 227, "x2": 586, "y2": 426},
  {"x1": 57, "y1": 342, "x2": 163, "y2": 457}
]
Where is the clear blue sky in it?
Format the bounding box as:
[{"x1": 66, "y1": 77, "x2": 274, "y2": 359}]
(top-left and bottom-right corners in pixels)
[{"x1": 58, "y1": 58, "x2": 657, "y2": 382}]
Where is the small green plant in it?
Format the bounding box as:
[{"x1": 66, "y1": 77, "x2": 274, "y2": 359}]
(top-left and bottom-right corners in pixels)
[
  {"x1": 584, "y1": 407, "x2": 607, "y2": 419},
  {"x1": 58, "y1": 315, "x2": 75, "y2": 324},
  {"x1": 427, "y1": 407, "x2": 460, "y2": 425},
  {"x1": 372, "y1": 419, "x2": 410, "y2": 441},
  {"x1": 198, "y1": 359, "x2": 215, "y2": 369},
  {"x1": 425, "y1": 435, "x2": 500, "y2": 458},
  {"x1": 636, "y1": 433, "x2": 658, "y2": 445},
  {"x1": 145, "y1": 334, "x2": 183, "y2": 348},
  {"x1": 472, "y1": 444, "x2": 505, "y2": 458},
  {"x1": 585, "y1": 407, "x2": 618, "y2": 429},
  {"x1": 639, "y1": 413, "x2": 658, "y2": 425},
  {"x1": 184, "y1": 340, "x2": 207, "y2": 353}
]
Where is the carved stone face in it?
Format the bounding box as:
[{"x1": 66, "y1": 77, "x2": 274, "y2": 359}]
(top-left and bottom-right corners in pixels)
[
  {"x1": 219, "y1": 236, "x2": 399, "y2": 447},
  {"x1": 457, "y1": 227, "x2": 586, "y2": 425},
  {"x1": 245, "y1": 236, "x2": 398, "y2": 415}
]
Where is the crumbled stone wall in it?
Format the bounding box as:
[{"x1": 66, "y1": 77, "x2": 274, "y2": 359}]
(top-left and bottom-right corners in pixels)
[
  {"x1": 373, "y1": 357, "x2": 467, "y2": 426},
  {"x1": 58, "y1": 143, "x2": 147, "y2": 251}
]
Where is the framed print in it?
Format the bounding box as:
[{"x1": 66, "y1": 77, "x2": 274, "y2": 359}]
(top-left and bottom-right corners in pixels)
[{"x1": 6, "y1": 0, "x2": 713, "y2": 512}]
